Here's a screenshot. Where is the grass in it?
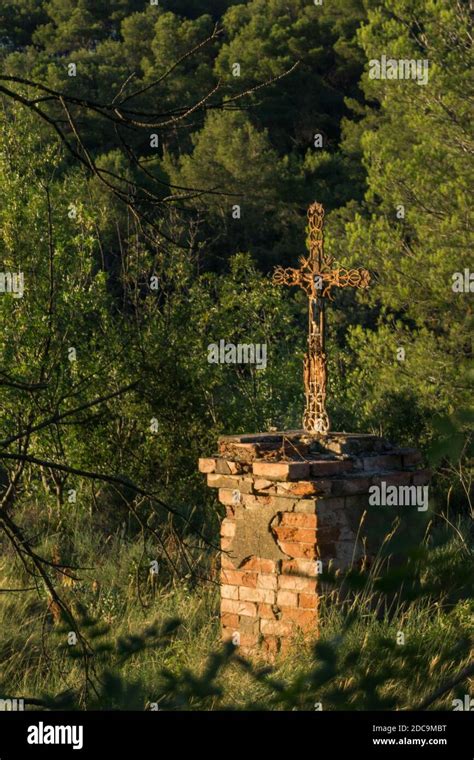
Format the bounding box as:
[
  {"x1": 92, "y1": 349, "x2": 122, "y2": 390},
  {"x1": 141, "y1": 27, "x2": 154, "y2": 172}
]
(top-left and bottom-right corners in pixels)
[{"x1": 0, "y1": 504, "x2": 472, "y2": 711}]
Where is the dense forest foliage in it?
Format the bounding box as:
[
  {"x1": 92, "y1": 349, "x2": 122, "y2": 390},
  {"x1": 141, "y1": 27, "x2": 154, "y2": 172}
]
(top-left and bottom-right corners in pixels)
[{"x1": 0, "y1": 0, "x2": 471, "y2": 710}]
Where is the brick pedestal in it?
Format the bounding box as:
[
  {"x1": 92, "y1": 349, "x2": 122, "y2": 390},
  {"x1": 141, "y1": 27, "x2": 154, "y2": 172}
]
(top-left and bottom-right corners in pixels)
[{"x1": 199, "y1": 431, "x2": 431, "y2": 658}]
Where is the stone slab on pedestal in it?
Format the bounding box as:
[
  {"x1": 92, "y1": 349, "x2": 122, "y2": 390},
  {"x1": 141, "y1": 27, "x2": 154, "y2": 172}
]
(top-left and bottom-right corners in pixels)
[{"x1": 200, "y1": 431, "x2": 431, "y2": 659}]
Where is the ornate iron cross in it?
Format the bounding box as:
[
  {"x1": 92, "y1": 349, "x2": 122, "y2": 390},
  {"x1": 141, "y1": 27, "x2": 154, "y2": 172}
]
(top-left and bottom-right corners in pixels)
[{"x1": 272, "y1": 202, "x2": 370, "y2": 435}]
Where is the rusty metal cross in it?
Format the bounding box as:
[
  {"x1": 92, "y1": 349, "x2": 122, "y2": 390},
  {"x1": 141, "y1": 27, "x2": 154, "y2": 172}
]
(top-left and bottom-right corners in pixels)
[{"x1": 272, "y1": 202, "x2": 370, "y2": 435}]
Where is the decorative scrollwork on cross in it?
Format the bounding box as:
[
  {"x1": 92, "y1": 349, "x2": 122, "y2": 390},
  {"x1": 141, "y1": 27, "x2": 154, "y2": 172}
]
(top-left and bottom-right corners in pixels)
[{"x1": 272, "y1": 202, "x2": 371, "y2": 435}]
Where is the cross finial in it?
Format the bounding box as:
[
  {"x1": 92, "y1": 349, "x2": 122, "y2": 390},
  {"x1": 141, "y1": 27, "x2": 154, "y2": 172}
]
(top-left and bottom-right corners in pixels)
[{"x1": 272, "y1": 202, "x2": 371, "y2": 435}]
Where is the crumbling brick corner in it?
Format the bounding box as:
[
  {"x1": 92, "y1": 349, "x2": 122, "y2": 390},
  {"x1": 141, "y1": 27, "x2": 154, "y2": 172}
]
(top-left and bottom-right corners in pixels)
[{"x1": 200, "y1": 431, "x2": 430, "y2": 659}]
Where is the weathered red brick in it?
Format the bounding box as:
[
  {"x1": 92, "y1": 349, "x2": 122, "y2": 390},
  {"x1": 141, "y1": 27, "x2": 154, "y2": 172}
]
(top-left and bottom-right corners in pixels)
[
  {"x1": 253, "y1": 478, "x2": 276, "y2": 493},
  {"x1": 198, "y1": 458, "x2": 217, "y2": 473},
  {"x1": 207, "y1": 473, "x2": 238, "y2": 489},
  {"x1": 221, "y1": 598, "x2": 257, "y2": 617},
  {"x1": 331, "y1": 477, "x2": 371, "y2": 496},
  {"x1": 276, "y1": 541, "x2": 316, "y2": 559},
  {"x1": 271, "y1": 496, "x2": 301, "y2": 510},
  {"x1": 362, "y1": 454, "x2": 402, "y2": 472},
  {"x1": 252, "y1": 461, "x2": 310, "y2": 481},
  {"x1": 281, "y1": 558, "x2": 320, "y2": 576},
  {"x1": 217, "y1": 459, "x2": 246, "y2": 475},
  {"x1": 262, "y1": 636, "x2": 280, "y2": 657},
  {"x1": 310, "y1": 459, "x2": 353, "y2": 477},
  {"x1": 256, "y1": 573, "x2": 278, "y2": 590},
  {"x1": 276, "y1": 589, "x2": 298, "y2": 607},
  {"x1": 238, "y1": 633, "x2": 260, "y2": 648},
  {"x1": 218, "y1": 488, "x2": 237, "y2": 506},
  {"x1": 221, "y1": 584, "x2": 239, "y2": 600},
  {"x1": 315, "y1": 526, "x2": 342, "y2": 544},
  {"x1": 239, "y1": 586, "x2": 276, "y2": 604},
  {"x1": 221, "y1": 612, "x2": 239, "y2": 628},
  {"x1": 299, "y1": 592, "x2": 318, "y2": 609},
  {"x1": 260, "y1": 618, "x2": 294, "y2": 637},
  {"x1": 239, "y1": 616, "x2": 260, "y2": 635},
  {"x1": 239, "y1": 557, "x2": 277, "y2": 573},
  {"x1": 221, "y1": 568, "x2": 257, "y2": 587},
  {"x1": 278, "y1": 574, "x2": 318, "y2": 592},
  {"x1": 215, "y1": 459, "x2": 231, "y2": 475},
  {"x1": 273, "y1": 526, "x2": 316, "y2": 543},
  {"x1": 278, "y1": 480, "x2": 332, "y2": 497},
  {"x1": 279, "y1": 606, "x2": 317, "y2": 629},
  {"x1": 280, "y1": 512, "x2": 317, "y2": 528},
  {"x1": 207, "y1": 473, "x2": 254, "y2": 493},
  {"x1": 258, "y1": 603, "x2": 277, "y2": 619}
]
